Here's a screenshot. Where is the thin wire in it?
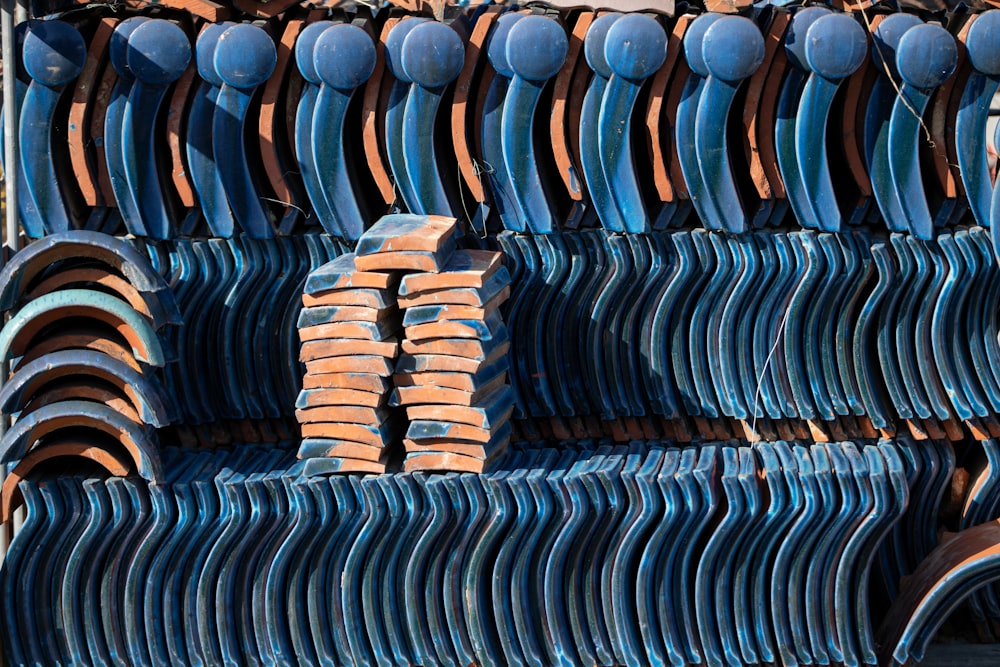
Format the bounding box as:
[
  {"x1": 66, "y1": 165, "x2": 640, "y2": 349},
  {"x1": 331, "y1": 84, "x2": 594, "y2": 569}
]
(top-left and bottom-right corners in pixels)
[
  {"x1": 750, "y1": 300, "x2": 792, "y2": 445},
  {"x1": 854, "y1": 1, "x2": 936, "y2": 148}
]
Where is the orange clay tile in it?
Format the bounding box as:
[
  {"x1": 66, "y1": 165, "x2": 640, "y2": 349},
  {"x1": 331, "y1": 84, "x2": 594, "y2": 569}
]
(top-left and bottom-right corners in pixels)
[
  {"x1": 1, "y1": 441, "x2": 132, "y2": 523},
  {"x1": 302, "y1": 372, "x2": 391, "y2": 393},
  {"x1": 403, "y1": 437, "x2": 497, "y2": 457},
  {"x1": 303, "y1": 456, "x2": 391, "y2": 475},
  {"x1": 664, "y1": 57, "x2": 691, "y2": 199},
  {"x1": 302, "y1": 423, "x2": 397, "y2": 447},
  {"x1": 297, "y1": 404, "x2": 390, "y2": 426},
  {"x1": 353, "y1": 251, "x2": 448, "y2": 273},
  {"x1": 840, "y1": 59, "x2": 872, "y2": 199},
  {"x1": 167, "y1": 60, "x2": 198, "y2": 207},
  {"x1": 305, "y1": 263, "x2": 398, "y2": 292},
  {"x1": 316, "y1": 440, "x2": 389, "y2": 462},
  {"x1": 742, "y1": 13, "x2": 785, "y2": 202},
  {"x1": 396, "y1": 344, "x2": 509, "y2": 372},
  {"x1": 90, "y1": 35, "x2": 119, "y2": 207},
  {"x1": 398, "y1": 249, "x2": 502, "y2": 292},
  {"x1": 400, "y1": 338, "x2": 507, "y2": 360},
  {"x1": 394, "y1": 370, "x2": 504, "y2": 392},
  {"x1": 404, "y1": 317, "x2": 501, "y2": 342},
  {"x1": 403, "y1": 303, "x2": 499, "y2": 322},
  {"x1": 296, "y1": 303, "x2": 397, "y2": 323},
  {"x1": 6, "y1": 303, "x2": 150, "y2": 362},
  {"x1": 406, "y1": 401, "x2": 514, "y2": 429},
  {"x1": 646, "y1": 14, "x2": 689, "y2": 204},
  {"x1": 402, "y1": 450, "x2": 501, "y2": 473},
  {"x1": 453, "y1": 8, "x2": 499, "y2": 203},
  {"x1": 299, "y1": 338, "x2": 399, "y2": 362},
  {"x1": 68, "y1": 18, "x2": 116, "y2": 207},
  {"x1": 132, "y1": 0, "x2": 229, "y2": 20},
  {"x1": 356, "y1": 214, "x2": 458, "y2": 253},
  {"x1": 551, "y1": 10, "x2": 591, "y2": 201},
  {"x1": 397, "y1": 284, "x2": 511, "y2": 309},
  {"x1": 25, "y1": 267, "x2": 154, "y2": 320},
  {"x1": 406, "y1": 420, "x2": 508, "y2": 444},
  {"x1": 295, "y1": 389, "x2": 389, "y2": 410},
  {"x1": 365, "y1": 17, "x2": 401, "y2": 205},
  {"x1": 233, "y1": 0, "x2": 297, "y2": 18},
  {"x1": 12, "y1": 329, "x2": 142, "y2": 373},
  {"x1": 298, "y1": 322, "x2": 399, "y2": 342},
  {"x1": 258, "y1": 16, "x2": 307, "y2": 214},
  {"x1": 843, "y1": 14, "x2": 887, "y2": 201},
  {"x1": 20, "y1": 383, "x2": 142, "y2": 423},
  {"x1": 934, "y1": 18, "x2": 971, "y2": 200},
  {"x1": 304, "y1": 355, "x2": 394, "y2": 376},
  {"x1": 392, "y1": 373, "x2": 506, "y2": 406},
  {"x1": 299, "y1": 289, "x2": 393, "y2": 309},
  {"x1": 757, "y1": 35, "x2": 788, "y2": 199},
  {"x1": 567, "y1": 14, "x2": 596, "y2": 189}
]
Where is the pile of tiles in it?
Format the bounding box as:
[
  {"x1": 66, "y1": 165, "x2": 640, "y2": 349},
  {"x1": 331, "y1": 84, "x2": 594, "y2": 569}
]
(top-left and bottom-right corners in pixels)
[
  {"x1": 390, "y1": 231, "x2": 513, "y2": 473},
  {"x1": 296, "y1": 251, "x2": 404, "y2": 474},
  {"x1": 134, "y1": 236, "x2": 345, "y2": 445},
  {"x1": 499, "y1": 227, "x2": 1000, "y2": 444},
  {"x1": 0, "y1": 232, "x2": 179, "y2": 521},
  {"x1": 295, "y1": 214, "x2": 514, "y2": 473},
  {"x1": 7, "y1": 1, "x2": 1000, "y2": 663},
  {"x1": 7, "y1": 8, "x2": 1000, "y2": 247},
  {"x1": 0, "y1": 440, "x2": 929, "y2": 667}
]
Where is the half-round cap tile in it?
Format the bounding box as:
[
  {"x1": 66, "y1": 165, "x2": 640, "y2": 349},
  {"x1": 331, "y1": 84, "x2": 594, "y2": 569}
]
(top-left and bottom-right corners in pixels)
[
  {"x1": 871, "y1": 13, "x2": 923, "y2": 80},
  {"x1": 0, "y1": 231, "x2": 179, "y2": 323},
  {"x1": 702, "y1": 16, "x2": 764, "y2": 83},
  {"x1": 487, "y1": 12, "x2": 526, "y2": 79},
  {"x1": 604, "y1": 13, "x2": 666, "y2": 81},
  {"x1": 24, "y1": 267, "x2": 171, "y2": 329},
  {"x1": 783, "y1": 6, "x2": 831, "y2": 71},
  {"x1": 127, "y1": 19, "x2": 192, "y2": 87},
  {"x1": 22, "y1": 20, "x2": 86, "y2": 86},
  {"x1": 385, "y1": 17, "x2": 429, "y2": 82},
  {"x1": 1, "y1": 441, "x2": 133, "y2": 523},
  {"x1": 966, "y1": 11, "x2": 1000, "y2": 77},
  {"x1": 401, "y1": 21, "x2": 466, "y2": 88},
  {"x1": 805, "y1": 13, "x2": 867, "y2": 80},
  {"x1": 895, "y1": 23, "x2": 957, "y2": 90},
  {"x1": 314, "y1": 23, "x2": 376, "y2": 90},
  {"x1": 683, "y1": 12, "x2": 724, "y2": 77},
  {"x1": 18, "y1": 382, "x2": 144, "y2": 423},
  {"x1": 506, "y1": 15, "x2": 568, "y2": 82},
  {"x1": 12, "y1": 325, "x2": 143, "y2": 373},
  {"x1": 110, "y1": 16, "x2": 150, "y2": 77},
  {"x1": 215, "y1": 23, "x2": 277, "y2": 89},
  {"x1": 0, "y1": 349, "x2": 175, "y2": 427},
  {"x1": 0, "y1": 289, "x2": 167, "y2": 367},
  {"x1": 0, "y1": 400, "x2": 161, "y2": 481},
  {"x1": 196, "y1": 21, "x2": 234, "y2": 87}
]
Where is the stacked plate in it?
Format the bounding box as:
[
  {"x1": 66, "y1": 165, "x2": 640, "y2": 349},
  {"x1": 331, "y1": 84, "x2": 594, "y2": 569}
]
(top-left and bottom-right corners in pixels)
[
  {"x1": 295, "y1": 253, "x2": 403, "y2": 474},
  {"x1": 393, "y1": 248, "x2": 515, "y2": 473},
  {"x1": 0, "y1": 232, "x2": 178, "y2": 499}
]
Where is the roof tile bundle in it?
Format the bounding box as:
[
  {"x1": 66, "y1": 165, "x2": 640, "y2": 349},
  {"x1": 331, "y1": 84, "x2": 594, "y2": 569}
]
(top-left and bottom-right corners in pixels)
[
  {"x1": 295, "y1": 252, "x2": 404, "y2": 475},
  {"x1": 393, "y1": 248, "x2": 514, "y2": 472},
  {"x1": 0, "y1": 232, "x2": 179, "y2": 507},
  {"x1": 295, "y1": 215, "x2": 513, "y2": 473}
]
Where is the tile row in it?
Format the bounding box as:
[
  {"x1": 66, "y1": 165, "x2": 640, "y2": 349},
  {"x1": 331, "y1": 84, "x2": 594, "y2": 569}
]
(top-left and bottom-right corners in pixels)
[
  {"x1": 8, "y1": 7, "x2": 1000, "y2": 242},
  {"x1": 0, "y1": 440, "x2": 937, "y2": 667}
]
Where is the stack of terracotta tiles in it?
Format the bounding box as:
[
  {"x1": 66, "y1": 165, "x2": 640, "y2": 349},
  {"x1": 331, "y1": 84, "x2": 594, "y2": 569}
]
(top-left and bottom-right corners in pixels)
[
  {"x1": 295, "y1": 214, "x2": 514, "y2": 474},
  {"x1": 391, "y1": 237, "x2": 514, "y2": 474},
  {"x1": 295, "y1": 252, "x2": 403, "y2": 475}
]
